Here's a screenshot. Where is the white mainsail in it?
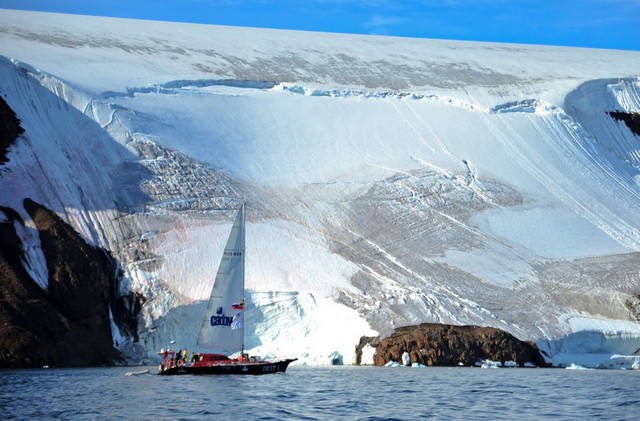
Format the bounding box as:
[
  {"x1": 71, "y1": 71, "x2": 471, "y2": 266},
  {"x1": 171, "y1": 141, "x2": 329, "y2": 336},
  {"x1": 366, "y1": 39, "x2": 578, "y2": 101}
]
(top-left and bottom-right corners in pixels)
[{"x1": 197, "y1": 204, "x2": 245, "y2": 355}]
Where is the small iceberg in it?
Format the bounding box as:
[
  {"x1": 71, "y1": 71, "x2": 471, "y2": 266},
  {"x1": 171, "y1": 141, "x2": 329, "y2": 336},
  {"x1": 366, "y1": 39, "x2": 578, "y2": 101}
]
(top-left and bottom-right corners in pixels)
[
  {"x1": 480, "y1": 360, "x2": 501, "y2": 369},
  {"x1": 124, "y1": 369, "x2": 150, "y2": 376},
  {"x1": 565, "y1": 364, "x2": 592, "y2": 370}
]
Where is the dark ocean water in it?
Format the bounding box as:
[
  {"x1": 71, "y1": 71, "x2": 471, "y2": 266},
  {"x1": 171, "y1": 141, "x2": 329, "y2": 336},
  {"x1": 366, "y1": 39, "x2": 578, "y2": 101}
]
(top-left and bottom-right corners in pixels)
[{"x1": 1, "y1": 365, "x2": 638, "y2": 420}]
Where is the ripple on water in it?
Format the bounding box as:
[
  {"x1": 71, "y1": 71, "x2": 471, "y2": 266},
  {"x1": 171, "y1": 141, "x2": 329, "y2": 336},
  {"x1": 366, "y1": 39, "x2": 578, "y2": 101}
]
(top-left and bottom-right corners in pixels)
[{"x1": 1, "y1": 366, "x2": 638, "y2": 420}]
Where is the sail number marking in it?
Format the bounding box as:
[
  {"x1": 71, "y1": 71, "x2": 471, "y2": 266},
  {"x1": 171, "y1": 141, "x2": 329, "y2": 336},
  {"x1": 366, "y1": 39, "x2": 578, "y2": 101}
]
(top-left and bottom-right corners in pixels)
[
  {"x1": 263, "y1": 364, "x2": 278, "y2": 372},
  {"x1": 222, "y1": 251, "x2": 242, "y2": 261}
]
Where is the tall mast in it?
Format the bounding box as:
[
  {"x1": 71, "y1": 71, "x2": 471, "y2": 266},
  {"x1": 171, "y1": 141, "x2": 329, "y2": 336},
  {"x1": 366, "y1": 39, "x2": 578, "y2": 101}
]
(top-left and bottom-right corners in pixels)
[{"x1": 240, "y1": 202, "x2": 246, "y2": 356}]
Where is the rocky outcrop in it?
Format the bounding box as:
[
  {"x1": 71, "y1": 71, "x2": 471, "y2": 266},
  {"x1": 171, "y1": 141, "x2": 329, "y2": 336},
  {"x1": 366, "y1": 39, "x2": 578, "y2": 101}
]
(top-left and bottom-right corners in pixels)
[
  {"x1": 0, "y1": 199, "x2": 129, "y2": 367},
  {"x1": 354, "y1": 335, "x2": 379, "y2": 365},
  {"x1": 0, "y1": 94, "x2": 24, "y2": 165},
  {"x1": 360, "y1": 323, "x2": 546, "y2": 367},
  {"x1": 624, "y1": 293, "x2": 640, "y2": 323},
  {"x1": 609, "y1": 111, "x2": 640, "y2": 137}
]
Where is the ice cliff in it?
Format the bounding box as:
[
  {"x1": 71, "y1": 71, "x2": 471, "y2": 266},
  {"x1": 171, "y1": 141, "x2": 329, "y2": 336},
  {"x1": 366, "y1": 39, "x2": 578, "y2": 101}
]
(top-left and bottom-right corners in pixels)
[{"x1": 0, "y1": 9, "x2": 639, "y2": 367}]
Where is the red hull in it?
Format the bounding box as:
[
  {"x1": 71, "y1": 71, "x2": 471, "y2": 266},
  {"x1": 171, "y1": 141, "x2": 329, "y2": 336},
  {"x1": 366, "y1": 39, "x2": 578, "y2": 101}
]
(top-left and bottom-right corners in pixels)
[
  {"x1": 158, "y1": 358, "x2": 296, "y2": 375},
  {"x1": 158, "y1": 351, "x2": 296, "y2": 375}
]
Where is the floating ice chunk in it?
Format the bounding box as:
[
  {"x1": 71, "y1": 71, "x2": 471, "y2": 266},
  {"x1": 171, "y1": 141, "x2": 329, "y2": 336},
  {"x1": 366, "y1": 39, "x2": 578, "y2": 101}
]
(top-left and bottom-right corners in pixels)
[
  {"x1": 481, "y1": 360, "x2": 502, "y2": 368},
  {"x1": 328, "y1": 351, "x2": 343, "y2": 365},
  {"x1": 565, "y1": 364, "x2": 592, "y2": 370}
]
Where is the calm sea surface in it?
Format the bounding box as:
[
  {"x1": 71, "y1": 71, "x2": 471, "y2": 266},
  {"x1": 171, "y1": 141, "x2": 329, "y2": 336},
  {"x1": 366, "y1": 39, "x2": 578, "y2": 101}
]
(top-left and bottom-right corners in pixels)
[{"x1": 1, "y1": 365, "x2": 638, "y2": 420}]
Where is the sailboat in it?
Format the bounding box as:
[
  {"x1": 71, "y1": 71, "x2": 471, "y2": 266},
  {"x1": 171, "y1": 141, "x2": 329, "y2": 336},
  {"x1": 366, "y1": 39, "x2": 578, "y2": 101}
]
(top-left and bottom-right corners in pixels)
[{"x1": 158, "y1": 204, "x2": 297, "y2": 375}]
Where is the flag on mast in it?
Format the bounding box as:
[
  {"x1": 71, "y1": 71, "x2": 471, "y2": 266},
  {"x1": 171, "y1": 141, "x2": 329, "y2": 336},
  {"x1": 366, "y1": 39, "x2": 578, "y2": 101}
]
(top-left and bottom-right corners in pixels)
[{"x1": 231, "y1": 312, "x2": 243, "y2": 330}]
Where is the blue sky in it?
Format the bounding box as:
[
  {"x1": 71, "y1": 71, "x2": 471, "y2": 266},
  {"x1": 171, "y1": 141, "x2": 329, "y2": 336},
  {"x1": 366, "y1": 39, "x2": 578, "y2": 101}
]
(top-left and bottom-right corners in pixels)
[{"x1": 1, "y1": 0, "x2": 639, "y2": 51}]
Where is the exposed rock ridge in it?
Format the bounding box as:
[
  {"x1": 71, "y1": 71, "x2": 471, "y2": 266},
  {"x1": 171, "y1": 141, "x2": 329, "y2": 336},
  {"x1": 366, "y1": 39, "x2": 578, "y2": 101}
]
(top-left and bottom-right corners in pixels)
[
  {"x1": 0, "y1": 199, "x2": 132, "y2": 367},
  {"x1": 358, "y1": 323, "x2": 547, "y2": 367},
  {"x1": 0, "y1": 94, "x2": 24, "y2": 164},
  {"x1": 609, "y1": 111, "x2": 640, "y2": 137}
]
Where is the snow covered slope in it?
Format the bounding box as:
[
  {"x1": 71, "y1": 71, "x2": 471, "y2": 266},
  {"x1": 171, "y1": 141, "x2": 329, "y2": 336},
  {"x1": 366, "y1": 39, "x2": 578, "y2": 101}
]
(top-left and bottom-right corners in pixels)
[{"x1": 1, "y1": 9, "x2": 639, "y2": 366}]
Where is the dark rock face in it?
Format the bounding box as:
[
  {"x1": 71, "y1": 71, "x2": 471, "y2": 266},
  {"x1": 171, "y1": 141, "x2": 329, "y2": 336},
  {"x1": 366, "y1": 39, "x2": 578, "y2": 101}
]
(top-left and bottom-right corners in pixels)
[
  {"x1": 0, "y1": 199, "x2": 124, "y2": 367},
  {"x1": 624, "y1": 293, "x2": 640, "y2": 323},
  {"x1": 354, "y1": 335, "x2": 378, "y2": 365},
  {"x1": 111, "y1": 291, "x2": 145, "y2": 342},
  {"x1": 365, "y1": 323, "x2": 546, "y2": 367},
  {"x1": 609, "y1": 111, "x2": 640, "y2": 137},
  {"x1": 0, "y1": 94, "x2": 24, "y2": 165}
]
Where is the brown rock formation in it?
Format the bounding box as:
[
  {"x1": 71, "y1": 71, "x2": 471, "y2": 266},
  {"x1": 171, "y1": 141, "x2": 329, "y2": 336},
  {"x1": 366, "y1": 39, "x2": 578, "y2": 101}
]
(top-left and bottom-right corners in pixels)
[
  {"x1": 365, "y1": 323, "x2": 546, "y2": 367},
  {"x1": 0, "y1": 199, "x2": 123, "y2": 367},
  {"x1": 0, "y1": 94, "x2": 24, "y2": 164},
  {"x1": 609, "y1": 111, "x2": 640, "y2": 137}
]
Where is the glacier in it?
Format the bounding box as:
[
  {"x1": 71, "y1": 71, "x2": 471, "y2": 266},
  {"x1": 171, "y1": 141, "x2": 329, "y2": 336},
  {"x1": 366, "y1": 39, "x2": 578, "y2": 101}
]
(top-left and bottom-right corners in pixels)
[{"x1": 0, "y1": 9, "x2": 639, "y2": 367}]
